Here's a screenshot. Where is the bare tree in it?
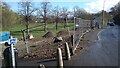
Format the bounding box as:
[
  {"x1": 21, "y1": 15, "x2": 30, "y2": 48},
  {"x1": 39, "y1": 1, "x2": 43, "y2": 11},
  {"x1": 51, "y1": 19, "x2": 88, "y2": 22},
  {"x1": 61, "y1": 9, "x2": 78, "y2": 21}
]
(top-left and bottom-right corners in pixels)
[
  {"x1": 39, "y1": 2, "x2": 51, "y2": 32},
  {"x1": 61, "y1": 7, "x2": 69, "y2": 28},
  {"x1": 18, "y1": 1, "x2": 35, "y2": 38},
  {"x1": 73, "y1": 6, "x2": 92, "y2": 20},
  {"x1": 18, "y1": 1, "x2": 37, "y2": 54},
  {"x1": 52, "y1": 6, "x2": 60, "y2": 30},
  {"x1": 73, "y1": 6, "x2": 80, "y2": 17}
]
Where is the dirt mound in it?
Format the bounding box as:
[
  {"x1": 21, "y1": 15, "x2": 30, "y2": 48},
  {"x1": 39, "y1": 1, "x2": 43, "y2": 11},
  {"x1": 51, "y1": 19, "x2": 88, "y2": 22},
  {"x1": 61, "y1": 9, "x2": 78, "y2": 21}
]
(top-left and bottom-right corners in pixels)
[
  {"x1": 57, "y1": 30, "x2": 69, "y2": 36},
  {"x1": 42, "y1": 32, "x2": 55, "y2": 38}
]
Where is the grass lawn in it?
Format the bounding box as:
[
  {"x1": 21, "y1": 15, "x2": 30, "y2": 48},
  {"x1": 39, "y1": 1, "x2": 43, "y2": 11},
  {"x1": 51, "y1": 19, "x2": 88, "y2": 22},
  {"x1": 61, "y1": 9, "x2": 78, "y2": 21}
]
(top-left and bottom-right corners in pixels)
[{"x1": 3, "y1": 23, "x2": 74, "y2": 40}]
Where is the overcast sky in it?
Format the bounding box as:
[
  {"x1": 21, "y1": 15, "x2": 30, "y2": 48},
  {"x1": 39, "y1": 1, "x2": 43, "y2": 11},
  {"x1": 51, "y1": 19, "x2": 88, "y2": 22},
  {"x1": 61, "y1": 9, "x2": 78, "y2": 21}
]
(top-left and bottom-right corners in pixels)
[
  {"x1": 1, "y1": 0, "x2": 120, "y2": 13},
  {"x1": 85, "y1": 0, "x2": 120, "y2": 13}
]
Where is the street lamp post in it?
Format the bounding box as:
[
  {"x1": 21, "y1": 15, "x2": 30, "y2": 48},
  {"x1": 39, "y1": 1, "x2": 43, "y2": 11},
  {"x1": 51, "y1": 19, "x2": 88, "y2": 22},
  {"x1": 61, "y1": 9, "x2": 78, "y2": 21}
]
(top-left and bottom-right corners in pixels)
[{"x1": 102, "y1": 0, "x2": 106, "y2": 28}]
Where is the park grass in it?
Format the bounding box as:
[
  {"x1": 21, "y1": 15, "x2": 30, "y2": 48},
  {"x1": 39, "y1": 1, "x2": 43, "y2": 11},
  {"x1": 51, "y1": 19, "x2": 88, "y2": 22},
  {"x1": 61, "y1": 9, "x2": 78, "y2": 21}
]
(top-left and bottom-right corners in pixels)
[{"x1": 3, "y1": 22, "x2": 74, "y2": 40}]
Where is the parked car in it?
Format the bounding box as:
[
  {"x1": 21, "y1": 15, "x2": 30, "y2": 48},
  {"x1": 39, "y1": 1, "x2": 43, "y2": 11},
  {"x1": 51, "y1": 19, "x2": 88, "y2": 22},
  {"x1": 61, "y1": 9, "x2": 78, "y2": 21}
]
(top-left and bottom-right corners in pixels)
[{"x1": 107, "y1": 22, "x2": 115, "y2": 26}]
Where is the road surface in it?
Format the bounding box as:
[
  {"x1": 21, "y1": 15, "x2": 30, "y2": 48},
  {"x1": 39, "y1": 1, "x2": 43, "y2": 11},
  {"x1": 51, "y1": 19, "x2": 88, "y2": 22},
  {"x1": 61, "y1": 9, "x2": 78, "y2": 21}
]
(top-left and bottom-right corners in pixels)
[{"x1": 64, "y1": 26, "x2": 118, "y2": 66}]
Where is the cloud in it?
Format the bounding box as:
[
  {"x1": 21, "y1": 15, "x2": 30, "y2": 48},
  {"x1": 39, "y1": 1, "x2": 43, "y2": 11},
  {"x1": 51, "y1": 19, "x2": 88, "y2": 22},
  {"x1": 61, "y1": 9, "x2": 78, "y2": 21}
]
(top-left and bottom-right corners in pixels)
[{"x1": 85, "y1": 0, "x2": 120, "y2": 13}]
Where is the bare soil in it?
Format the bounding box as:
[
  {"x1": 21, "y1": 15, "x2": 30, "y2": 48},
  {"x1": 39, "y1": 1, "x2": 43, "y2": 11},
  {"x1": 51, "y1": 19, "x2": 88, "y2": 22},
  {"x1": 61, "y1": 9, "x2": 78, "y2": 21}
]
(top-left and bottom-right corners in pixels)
[
  {"x1": 16, "y1": 30, "x2": 73, "y2": 60},
  {"x1": 42, "y1": 32, "x2": 56, "y2": 38}
]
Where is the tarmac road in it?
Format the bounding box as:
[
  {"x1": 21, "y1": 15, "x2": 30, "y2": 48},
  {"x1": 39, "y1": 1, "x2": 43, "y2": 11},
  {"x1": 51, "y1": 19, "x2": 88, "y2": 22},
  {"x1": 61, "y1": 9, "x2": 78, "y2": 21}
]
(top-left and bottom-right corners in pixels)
[{"x1": 64, "y1": 25, "x2": 118, "y2": 66}]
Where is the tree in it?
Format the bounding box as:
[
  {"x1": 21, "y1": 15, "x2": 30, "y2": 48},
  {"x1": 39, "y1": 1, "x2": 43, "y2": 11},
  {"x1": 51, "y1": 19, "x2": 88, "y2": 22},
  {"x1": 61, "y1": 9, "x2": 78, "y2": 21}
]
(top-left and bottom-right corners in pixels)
[
  {"x1": 18, "y1": 1, "x2": 35, "y2": 38},
  {"x1": 73, "y1": 6, "x2": 80, "y2": 17},
  {"x1": 2, "y1": 2, "x2": 11, "y2": 30},
  {"x1": 18, "y1": 1, "x2": 36, "y2": 54},
  {"x1": 73, "y1": 6, "x2": 92, "y2": 20},
  {"x1": 61, "y1": 7, "x2": 69, "y2": 28},
  {"x1": 52, "y1": 6, "x2": 60, "y2": 30},
  {"x1": 110, "y1": 1, "x2": 120, "y2": 25},
  {"x1": 1, "y1": 2, "x2": 19, "y2": 30},
  {"x1": 38, "y1": 2, "x2": 51, "y2": 32},
  {"x1": 0, "y1": 3, "x2": 2, "y2": 31}
]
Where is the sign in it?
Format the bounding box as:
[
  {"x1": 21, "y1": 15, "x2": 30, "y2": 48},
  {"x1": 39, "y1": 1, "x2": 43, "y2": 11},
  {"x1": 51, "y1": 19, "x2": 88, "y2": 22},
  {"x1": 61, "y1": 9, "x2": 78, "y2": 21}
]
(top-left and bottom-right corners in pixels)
[
  {"x1": 0, "y1": 32, "x2": 10, "y2": 44},
  {"x1": 9, "y1": 38, "x2": 17, "y2": 44}
]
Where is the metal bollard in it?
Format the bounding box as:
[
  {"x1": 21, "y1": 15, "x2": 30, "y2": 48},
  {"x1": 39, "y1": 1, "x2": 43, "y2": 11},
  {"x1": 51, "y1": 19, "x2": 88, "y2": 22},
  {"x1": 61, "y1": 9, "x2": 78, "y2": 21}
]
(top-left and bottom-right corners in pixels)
[
  {"x1": 14, "y1": 48, "x2": 18, "y2": 68},
  {"x1": 71, "y1": 35, "x2": 74, "y2": 47},
  {"x1": 57, "y1": 48, "x2": 63, "y2": 68},
  {"x1": 70, "y1": 35, "x2": 74, "y2": 56},
  {"x1": 64, "y1": 42, "x2": 71, "y2": 60}
]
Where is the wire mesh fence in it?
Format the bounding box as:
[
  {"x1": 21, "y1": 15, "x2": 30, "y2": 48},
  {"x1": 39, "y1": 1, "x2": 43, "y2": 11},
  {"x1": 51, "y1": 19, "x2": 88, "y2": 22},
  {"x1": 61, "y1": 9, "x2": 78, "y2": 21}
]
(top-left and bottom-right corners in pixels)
[{"x1": 72, "y1": 17, "x2": 92, "y2": 53}]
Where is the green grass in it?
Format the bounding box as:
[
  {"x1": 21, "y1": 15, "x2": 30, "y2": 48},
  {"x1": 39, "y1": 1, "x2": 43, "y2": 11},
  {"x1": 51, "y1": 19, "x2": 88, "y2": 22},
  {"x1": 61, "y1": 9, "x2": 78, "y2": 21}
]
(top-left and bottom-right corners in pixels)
[{"x1": 3, "y1": 23, "x2": 74, "y2": 40}]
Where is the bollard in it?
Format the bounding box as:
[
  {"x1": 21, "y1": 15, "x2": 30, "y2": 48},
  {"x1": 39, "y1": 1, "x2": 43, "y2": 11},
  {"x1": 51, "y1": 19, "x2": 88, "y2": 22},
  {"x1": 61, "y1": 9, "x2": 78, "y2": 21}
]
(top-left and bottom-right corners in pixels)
[
  {"x1": 70, "y1": 35, "x2": 74, "y2": 56},
  {"x1": 57, "y1": 48, "x2": 63, "y2": 68},
  {"x1": 71, "y1": 35, "x2": 74, "y2": 47},
  {"x1": 64, "y1": 42, "x2": 71, "y2": 60},
  {"x1": 14, "y1": 48, "x2": 18, "y2": 68},
  {"x1": 39, "y1": 64, "x2": 45, "y2": 68}
]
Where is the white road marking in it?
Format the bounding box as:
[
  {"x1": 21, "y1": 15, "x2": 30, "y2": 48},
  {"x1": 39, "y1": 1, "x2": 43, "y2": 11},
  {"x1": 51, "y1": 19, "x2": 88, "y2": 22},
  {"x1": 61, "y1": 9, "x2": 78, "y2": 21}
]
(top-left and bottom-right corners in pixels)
[{"x1": 97, "y1": 29, "x2": 105, "y2": 41}]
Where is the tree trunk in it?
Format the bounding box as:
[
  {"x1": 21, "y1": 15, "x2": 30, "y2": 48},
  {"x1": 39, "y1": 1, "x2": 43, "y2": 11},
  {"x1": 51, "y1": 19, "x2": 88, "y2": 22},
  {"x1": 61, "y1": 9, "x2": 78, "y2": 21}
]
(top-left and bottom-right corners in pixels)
[
  {"x1": 56, "y1": 22, "x2": 58, "y2": 30},
  {"x1": 44, "y1": 20, "x2": 47, "y2": 32},
  {"x1": 64, "y1": 17, "x2": 67, "y2": 29},
  {"x1": 56, "y1": 18, "x2": 58, "y2": 30},
  {"x1": 64, "y1": 18, "x2": 66, "y2": 28},
  {"x1": 26, "y1": 21, "x2": 29, "y2": 39}
]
